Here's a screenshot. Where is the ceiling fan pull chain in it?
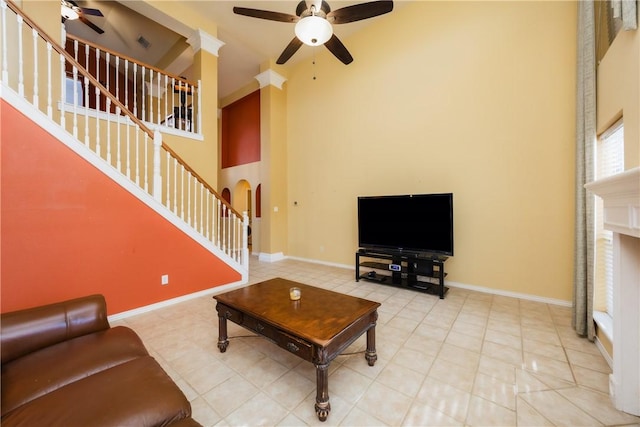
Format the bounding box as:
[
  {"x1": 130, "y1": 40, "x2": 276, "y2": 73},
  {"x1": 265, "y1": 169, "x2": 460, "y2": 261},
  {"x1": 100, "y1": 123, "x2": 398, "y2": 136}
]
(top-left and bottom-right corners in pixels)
[{"x1": 313, "y1": 48, "x2": 318, "y2": 81}]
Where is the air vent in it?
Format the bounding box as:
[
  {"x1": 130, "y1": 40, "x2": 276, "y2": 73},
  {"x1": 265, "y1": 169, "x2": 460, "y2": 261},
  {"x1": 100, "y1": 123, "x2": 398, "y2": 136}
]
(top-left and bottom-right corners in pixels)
[{"x1": 137, "y1": 35, "x2": 151, "y2": 49}]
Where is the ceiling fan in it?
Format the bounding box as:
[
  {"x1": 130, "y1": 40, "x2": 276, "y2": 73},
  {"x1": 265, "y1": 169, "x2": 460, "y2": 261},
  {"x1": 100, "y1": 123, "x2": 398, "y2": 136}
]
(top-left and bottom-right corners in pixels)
[
  {"x1": 233, "y1": 0, "x2": 393, "y2": 65},
  {"x1": 61, "y1": 0, "x2": 105, "y2": 35}
]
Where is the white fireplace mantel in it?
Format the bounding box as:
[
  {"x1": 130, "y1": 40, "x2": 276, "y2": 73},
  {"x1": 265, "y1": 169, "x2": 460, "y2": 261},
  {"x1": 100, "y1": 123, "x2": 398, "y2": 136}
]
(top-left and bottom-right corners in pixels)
[
  {"x1": 586, "y1": 167, "x2": 640, "y2": 237},
  {"x1": 585, "y1": 166, "x2": 640, "y2": 416}
]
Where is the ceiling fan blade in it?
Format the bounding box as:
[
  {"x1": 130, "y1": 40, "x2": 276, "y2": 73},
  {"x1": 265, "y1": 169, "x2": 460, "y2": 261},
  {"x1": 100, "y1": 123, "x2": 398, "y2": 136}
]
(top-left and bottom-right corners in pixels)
[
  {"x1": 79, "y1": 15, "x2": 104, "y2": 34},
  {"x1": 327, "y1": 0, "x2": 393, "y2": 24},
  {"x1": 320, "y1": 0, "x2": 332, "y2": 14},
  {"x1": 233, "y1": 7, "x2": 299, "y2": 23},
  {"x1": 276, "y1": 37, "x2": 303, "y2": 64},
  {"x1": 296, "y1": 1, "x2": 308, "y2": 16},
  {"x1": 324, "y1": 34, "x2": 353, "y2": 64},
  {"x1": 80, "y1": 7, "x2": 103, "y2": 17}
]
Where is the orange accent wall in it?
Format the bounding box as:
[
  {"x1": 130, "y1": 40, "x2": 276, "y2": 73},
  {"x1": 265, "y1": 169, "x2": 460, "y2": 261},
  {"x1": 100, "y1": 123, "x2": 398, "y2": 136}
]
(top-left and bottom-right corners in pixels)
[
  {"x1": 1, "y1": 100, "x2": 241, "y2": 315},
  {"x1": 221, "y1": 90, "x2": 260, "y2": 168}
]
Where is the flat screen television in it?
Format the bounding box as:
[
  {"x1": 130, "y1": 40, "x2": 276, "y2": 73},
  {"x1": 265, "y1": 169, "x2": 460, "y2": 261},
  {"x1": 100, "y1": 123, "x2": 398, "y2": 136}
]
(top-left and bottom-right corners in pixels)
[{"x1": 357, "y1": 193, "x2": 454, "y2": 256}]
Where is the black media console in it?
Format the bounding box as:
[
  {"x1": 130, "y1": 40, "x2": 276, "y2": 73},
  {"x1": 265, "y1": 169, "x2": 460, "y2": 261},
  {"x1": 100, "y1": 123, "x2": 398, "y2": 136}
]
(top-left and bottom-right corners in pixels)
[{"x1": 355, "y1": 249, "x2": 449, "y2": 299}]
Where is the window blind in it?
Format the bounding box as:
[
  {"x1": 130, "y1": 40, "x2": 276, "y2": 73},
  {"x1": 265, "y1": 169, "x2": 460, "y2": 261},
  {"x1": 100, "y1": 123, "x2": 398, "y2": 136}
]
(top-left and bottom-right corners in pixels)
[{"x1": 594, "y1": 119, "x2": 624, "y2": 316}]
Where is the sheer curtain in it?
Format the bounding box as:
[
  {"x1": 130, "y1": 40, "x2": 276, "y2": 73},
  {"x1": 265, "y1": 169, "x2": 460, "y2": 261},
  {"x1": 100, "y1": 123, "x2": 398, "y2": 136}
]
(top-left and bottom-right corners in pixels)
[{"x1": 573, "y1": 0, "x2": 596, "y2": 340}]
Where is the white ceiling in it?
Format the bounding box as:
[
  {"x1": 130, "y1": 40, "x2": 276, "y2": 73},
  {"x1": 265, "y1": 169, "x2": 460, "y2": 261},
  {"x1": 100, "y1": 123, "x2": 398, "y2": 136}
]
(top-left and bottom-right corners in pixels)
[{"x1": 64, "y1": 1, "x2": 400, "y2": 99}]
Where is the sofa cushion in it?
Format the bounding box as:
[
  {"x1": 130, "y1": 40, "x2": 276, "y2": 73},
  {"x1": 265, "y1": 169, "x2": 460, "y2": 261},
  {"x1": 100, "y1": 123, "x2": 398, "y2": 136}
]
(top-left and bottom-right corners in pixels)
[
  {"x1": 1, "y1": 326, "x2": 148, "y2": 415},
  {"x1": 1, "y1": 356, "x2": 192, "y2": 427},
  {"x1": 1, "y1": 294, "x2": 110, "y2": 364}
]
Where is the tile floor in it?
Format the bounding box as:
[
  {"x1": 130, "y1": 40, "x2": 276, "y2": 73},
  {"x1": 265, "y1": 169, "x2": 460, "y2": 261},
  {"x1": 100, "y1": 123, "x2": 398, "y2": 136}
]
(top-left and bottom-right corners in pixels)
[{"x1": 113, "y1": 257, "x2": 640, "y2": 426}]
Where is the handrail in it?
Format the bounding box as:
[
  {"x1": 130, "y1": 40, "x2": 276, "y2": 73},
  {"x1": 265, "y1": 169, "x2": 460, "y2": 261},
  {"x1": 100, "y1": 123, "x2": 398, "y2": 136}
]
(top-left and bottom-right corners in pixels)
[
  {"x1": 66, "y1": 33, "x2": 197, "y2": 87},
  {"x1": 162, "y1": 139, "x2": 241, "y2": 217},
  {"x1": 4, "y1": 0, "x2": 239, "y2": 218},
  {"x1": 2, "y1": 0, "x2": 248, "y2": 264},
  {"x1": 65, "y1": 32, "x2": 201, "y2": 135},
  {"x1": 5, "y1": 1, "x2": 150, "y2": 136}
]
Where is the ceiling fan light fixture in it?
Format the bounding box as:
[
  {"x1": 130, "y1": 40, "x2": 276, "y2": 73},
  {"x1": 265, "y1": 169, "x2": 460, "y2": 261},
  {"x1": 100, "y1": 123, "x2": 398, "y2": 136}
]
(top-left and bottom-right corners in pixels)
[
  {"x1": 295, "y1": 16, "x2": 332, "y2": 46},
  {"x1": 61, "y1": 1, "x2": 79, "y2": 20}
]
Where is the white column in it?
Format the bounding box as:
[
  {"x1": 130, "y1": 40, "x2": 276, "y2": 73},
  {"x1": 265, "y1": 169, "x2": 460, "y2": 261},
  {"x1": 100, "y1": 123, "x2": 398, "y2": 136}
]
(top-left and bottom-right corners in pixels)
[
  {"x1": 611, "y1": 232, "x2": 640, "y2": 415},
  {"x1": 586, "y1": 167, "x2": 640, "y2": 416},
  {"x1": 255, "y1": 69, "x2": 287, "y2": 90}
]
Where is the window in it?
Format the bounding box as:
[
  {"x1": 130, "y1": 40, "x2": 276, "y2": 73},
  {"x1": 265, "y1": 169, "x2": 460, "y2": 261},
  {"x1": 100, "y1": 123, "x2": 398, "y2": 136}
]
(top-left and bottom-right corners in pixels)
[
  {"x1": 65, "y1": 76, "x2": 84, "y2": 106},
  {"x1": 593, "y1": 119, "x2": 624, "y2": 320}
]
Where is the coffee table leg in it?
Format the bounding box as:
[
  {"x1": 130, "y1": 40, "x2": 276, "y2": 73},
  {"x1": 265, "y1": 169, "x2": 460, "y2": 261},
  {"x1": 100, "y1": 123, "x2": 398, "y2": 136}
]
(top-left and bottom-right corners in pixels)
[
  {"x1": 314, "y1": 363, "x2": 331, "y2": 421},
  {"x1": 217, "y1": 311, "x2": 229, "y2": 353},
  {"x1": 365, "y1": 324, "x2": 377, "y2": 367}
]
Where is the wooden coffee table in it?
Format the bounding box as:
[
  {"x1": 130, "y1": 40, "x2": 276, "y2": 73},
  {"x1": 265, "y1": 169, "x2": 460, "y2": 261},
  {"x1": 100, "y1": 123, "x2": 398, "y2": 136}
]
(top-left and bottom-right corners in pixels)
[{"x1": 214, "y1": 277, "x2": 380, "y2": 421}]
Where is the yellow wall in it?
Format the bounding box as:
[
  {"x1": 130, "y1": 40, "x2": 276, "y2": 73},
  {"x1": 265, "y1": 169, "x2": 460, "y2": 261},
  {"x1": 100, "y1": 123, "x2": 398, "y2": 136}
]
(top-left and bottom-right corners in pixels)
[
  {"x1": 597, "y1": 27, "x2": 640, "y2": 168},
  {"x1": 22, "y1": 1, "x2": 61, "y2": 43},
  {"x1": 260, "y1": 69, "x2": 289, "y2": 256},
  {"x1": 285, "y1": 1, "x2": 577, "y2": 301},
  {"x1": 140, "y1": 1, "x2": 220, "y2": 189},
  {"x1": 6, "y1": 1, "x2": 63, "y2": 123},
  {"x1": 162, "y1": 46, "x2": 219, "y2": 188},
  {"x1": 143, "y1": 0, "x2": 217, "y2": 36}
]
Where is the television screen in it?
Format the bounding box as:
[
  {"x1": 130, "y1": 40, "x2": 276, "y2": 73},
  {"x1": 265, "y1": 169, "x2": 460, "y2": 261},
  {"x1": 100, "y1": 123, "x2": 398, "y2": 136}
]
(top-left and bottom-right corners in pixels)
[{"x1": 357, "y1": 193, "x2": 453, "y2": 256}]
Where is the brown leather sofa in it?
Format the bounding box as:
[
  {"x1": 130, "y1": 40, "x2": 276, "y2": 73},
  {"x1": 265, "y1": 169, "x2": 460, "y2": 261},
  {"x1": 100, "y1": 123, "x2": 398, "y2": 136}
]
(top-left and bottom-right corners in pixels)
[{"x1": 1, "y1": 294, "x2": 202, "y2": 426}]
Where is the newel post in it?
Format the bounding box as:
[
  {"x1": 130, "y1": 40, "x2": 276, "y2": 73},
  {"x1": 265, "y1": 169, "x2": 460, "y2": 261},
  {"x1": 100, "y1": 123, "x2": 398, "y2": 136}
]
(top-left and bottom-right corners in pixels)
[{"x1": 152, "y1": 129, "x2": 162, "y2": 202}]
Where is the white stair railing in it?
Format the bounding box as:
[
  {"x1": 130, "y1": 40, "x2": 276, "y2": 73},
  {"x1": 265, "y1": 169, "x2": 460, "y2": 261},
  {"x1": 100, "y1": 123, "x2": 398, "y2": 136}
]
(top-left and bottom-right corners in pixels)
[
  {"x1": 0, "y1": 0, "x2": 248, "y2": 270},
  {"x1": 65, "y1": 34, "x2": 201, "y2": 136}
]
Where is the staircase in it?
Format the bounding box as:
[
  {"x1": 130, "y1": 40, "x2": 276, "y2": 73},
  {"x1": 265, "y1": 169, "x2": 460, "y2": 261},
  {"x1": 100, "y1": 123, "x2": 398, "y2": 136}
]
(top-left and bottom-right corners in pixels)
[{"x1": 0, "y1": 0, "x2": 249, "y2": 308}]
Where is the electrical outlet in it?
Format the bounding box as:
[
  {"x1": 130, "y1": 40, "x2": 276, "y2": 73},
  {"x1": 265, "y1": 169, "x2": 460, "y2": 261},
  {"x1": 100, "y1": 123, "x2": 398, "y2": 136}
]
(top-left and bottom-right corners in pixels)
[{"x1": 161, "y1": 274, "x2": 169, "y2": 285}]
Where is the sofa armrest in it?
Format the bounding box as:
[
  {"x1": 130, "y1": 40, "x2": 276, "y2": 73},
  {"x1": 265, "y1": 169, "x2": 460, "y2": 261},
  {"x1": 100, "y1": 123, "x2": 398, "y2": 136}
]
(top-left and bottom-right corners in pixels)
[{"x1": 1, "y1": 294, "x2": 110, "y2": 364}]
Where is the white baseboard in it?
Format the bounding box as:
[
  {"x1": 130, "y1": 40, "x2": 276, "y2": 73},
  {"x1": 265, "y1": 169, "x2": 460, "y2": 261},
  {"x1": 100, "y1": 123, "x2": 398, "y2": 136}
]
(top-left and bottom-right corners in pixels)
[
  {"x1": 445, "y1": 280, "x2": 572, "y2": 307},
  {"x1": 271, "y1": 255, "x2": 573, "y2": 307},
  {"x1": 286, "y1": 255, "x2": 353, "y2": 270},
  {"x1": 593, "y1": 311, "x2": 613, "y2": 370},
  {"x1": 258, "y1": 252, "x2": 285, "y2": 262},
  {"x1": 595, "y1": 335, "x2": 613, "y2": 369},
  {"x1": 593, "y1": 311, "x2": 613, "y2": 342},
  {"x1": 108, "y1": 256, "x2": 573, "y2": 322},
  {"x1": 108, "y1": 279, "x2": 246, "y2": 322}
]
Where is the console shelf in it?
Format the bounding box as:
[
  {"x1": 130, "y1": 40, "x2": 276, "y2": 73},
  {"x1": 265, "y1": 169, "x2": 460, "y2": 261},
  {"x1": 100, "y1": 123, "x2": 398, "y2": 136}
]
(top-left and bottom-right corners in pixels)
[{"x1": 355, "y1": 249, "x2": 449, "y2": 299}]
